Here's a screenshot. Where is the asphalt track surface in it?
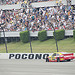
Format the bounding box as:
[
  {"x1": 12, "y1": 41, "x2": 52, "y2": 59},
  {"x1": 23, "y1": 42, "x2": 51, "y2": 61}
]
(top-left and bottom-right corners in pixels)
[{"x1": 0, "y1": 59, "x2": 75, "y2": 75}]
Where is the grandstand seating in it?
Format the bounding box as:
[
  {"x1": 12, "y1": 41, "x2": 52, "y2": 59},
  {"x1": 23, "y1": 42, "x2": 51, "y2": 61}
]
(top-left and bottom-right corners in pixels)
[{"x1": 0, "y1": 0, "x2": 75, "y2": 32}]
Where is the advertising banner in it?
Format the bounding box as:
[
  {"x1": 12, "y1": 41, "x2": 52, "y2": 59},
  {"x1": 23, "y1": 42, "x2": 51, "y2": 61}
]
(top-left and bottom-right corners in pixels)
[{"x1": 0, "y1": 53, "x2": 53, "y2": 59}]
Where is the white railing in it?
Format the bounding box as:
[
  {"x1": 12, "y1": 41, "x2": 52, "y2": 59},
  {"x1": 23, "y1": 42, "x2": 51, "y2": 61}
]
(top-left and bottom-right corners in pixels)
[{"x1": 0, "y1": 30, "x2": 73, "y2": 37}]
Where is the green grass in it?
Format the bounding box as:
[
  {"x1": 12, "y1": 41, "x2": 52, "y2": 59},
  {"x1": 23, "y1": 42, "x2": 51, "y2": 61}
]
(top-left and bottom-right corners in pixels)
[{"x1": 0, "y1": 38, "x2": 75, "y2": 53}]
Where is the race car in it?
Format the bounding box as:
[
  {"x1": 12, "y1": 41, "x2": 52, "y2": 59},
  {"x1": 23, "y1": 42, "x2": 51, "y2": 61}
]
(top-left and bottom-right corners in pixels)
[{"x1": 46, "y1": 52, "x2": 75, "y2": 62}]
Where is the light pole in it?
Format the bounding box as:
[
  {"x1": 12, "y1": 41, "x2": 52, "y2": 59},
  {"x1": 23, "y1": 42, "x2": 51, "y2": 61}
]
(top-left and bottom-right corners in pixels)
[
  {"x1": 28, "y1": 30, "x2": 32, "y2": 53},
  {"x1": 27, "y1": 19, "x2": 32, "y2": 53},
  {"x1": 28, "y1": 11, "x2": 33, "y2": 53},
  {"x1": 51, "y1": 22, "x2": 59, "y2": 52},
  {"x1": 22, "y1": 1, "x2": 33, "y2": 53},
  {"x1": 27, "y1": 7, "x2": 32, "y2": 53},
  {"x1": 0, "y1": 22, "x2": 8, "y2": 53}
]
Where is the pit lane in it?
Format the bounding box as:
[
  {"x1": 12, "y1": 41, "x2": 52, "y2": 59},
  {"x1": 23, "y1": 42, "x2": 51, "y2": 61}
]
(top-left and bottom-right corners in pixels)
[{"x1": 0, "y1": 59, "x2": 75, "y2": 75}]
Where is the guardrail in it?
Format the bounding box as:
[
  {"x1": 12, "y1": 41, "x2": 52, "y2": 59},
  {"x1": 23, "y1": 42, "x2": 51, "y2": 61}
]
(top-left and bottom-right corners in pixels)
[{"x1": 0, "y1": 30, "x2": 73, "y2": 37}]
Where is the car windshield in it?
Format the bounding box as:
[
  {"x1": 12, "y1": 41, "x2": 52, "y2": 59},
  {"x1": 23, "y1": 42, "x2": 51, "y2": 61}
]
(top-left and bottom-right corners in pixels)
[
  {"x1": 56, "y1": 54, "x2": 60, "y2": 56},
  {"x1": 52, "y1": 53, "x2": 56, "y2": 56}
]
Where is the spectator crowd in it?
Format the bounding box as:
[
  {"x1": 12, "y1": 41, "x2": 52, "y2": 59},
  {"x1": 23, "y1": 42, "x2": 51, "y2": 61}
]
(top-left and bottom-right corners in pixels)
[{"x1": 0, "y1": 0, "x2": 75, "y2": 31}]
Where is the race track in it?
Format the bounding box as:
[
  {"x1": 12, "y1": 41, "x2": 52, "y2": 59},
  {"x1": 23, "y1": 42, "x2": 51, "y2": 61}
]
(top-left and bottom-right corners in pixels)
[{"x1": 0, "y1": 59, "x2": 75, "y2": 75}]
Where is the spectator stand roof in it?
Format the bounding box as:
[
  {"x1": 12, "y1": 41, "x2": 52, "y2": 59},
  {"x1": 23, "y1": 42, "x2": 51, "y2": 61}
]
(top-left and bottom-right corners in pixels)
[
  {"x1": 0, "y1": 3, "x2": 22, "y2": 10},
  {"x1": 31, "y1": 0, "x2": 67, "y2": 8},
  {"x1": 71, "y1": 0, "x2": 75, "y2": 5}
]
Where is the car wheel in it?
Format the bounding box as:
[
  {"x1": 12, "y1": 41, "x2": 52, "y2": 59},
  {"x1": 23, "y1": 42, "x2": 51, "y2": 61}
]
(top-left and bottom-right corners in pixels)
[
  {"x1": 46, "y1": 58, "x2": 49, "y2": 62},
  {"x1": 57, "y1": 58, "x2": 60, "y2": 62},
  {"x1": 67, "y1": 59, "x2": 71, "y2": 61}
]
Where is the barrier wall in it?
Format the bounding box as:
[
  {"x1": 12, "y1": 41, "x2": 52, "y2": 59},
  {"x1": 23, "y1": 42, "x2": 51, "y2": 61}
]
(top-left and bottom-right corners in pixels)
[
  {"x1": 0, "y1": 30, "x2": 73, "y2": 37},
  {"x1": 0, "y1": 53, "x2": 53, "y2": 59},
  {"x1": 0, "y1": 53, "x2": 75, "y2": 59}
]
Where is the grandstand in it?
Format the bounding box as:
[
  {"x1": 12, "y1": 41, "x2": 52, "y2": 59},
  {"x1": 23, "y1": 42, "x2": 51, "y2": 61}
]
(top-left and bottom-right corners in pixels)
[
  {"x1": 0, "y1": 0, "x2": 75, "y2": 53},
  {"x1": 0, "y1": 0, "x2": 75, "y2": 33},
  {"x1": 0, "y1": 0, "x2": 75, "y2": 31}
]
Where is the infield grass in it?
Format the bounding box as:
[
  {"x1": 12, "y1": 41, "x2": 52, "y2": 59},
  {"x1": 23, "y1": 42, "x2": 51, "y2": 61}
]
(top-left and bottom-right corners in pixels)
[{"x1": 0, "y1": 38, "x2": 75, "y2": 53}]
